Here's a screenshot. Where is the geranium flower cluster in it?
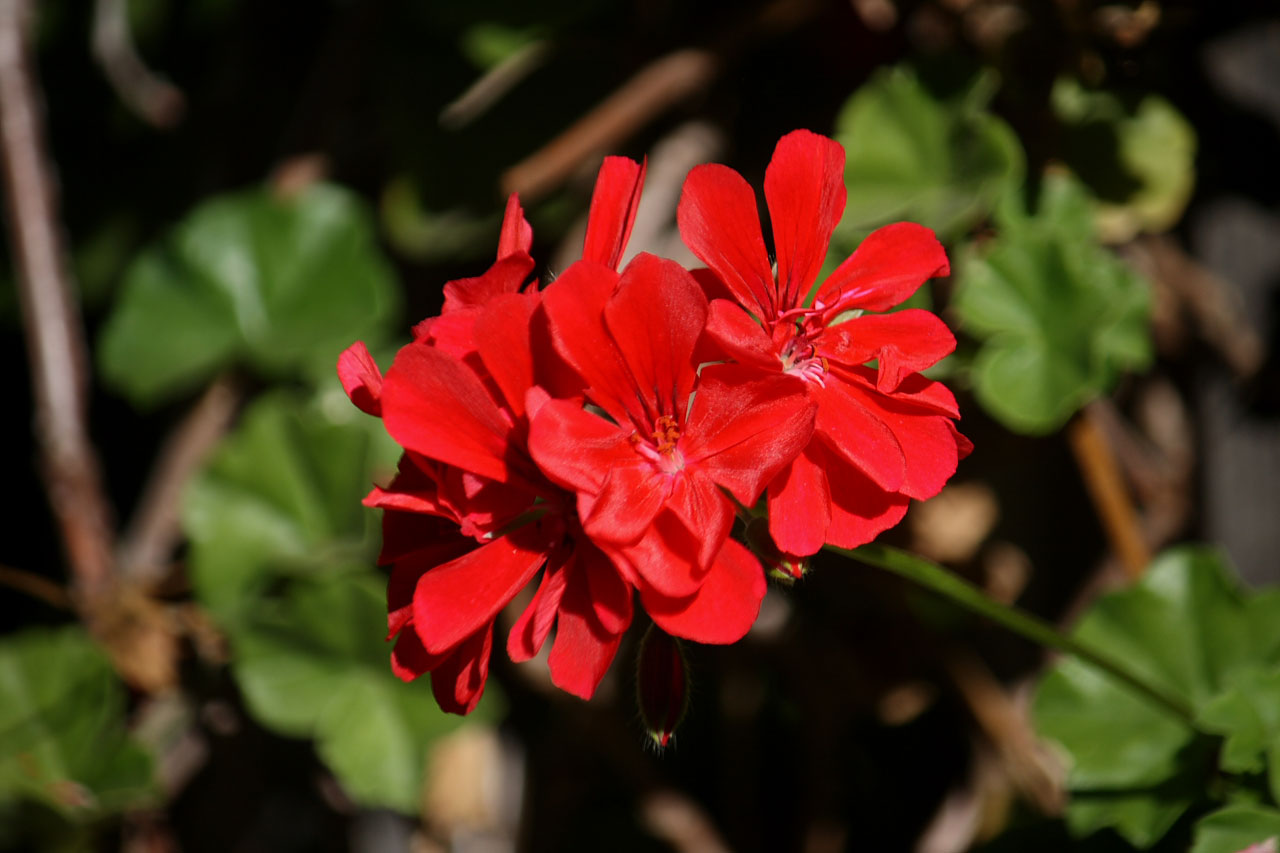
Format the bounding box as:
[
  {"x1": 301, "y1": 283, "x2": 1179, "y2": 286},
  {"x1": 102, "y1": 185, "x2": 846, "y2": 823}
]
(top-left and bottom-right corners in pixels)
[{"x1": 339, "y1": 130, "x2": 969, "y2": 717}]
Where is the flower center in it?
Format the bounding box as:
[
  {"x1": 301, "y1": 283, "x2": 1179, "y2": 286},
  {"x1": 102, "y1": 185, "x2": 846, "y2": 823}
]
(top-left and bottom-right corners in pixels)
[
  {"x1": 779, "y1": 335, "x2": 827, "y2": 388},
  {"x1": 631, "y1": 414, "x2": 685, "y2": 474}
]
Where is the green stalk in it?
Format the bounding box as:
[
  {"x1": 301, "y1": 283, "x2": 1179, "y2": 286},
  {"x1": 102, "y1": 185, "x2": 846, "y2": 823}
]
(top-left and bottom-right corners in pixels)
[{"x1": 834, "y1": 542, "x2": 1196, "y2": 725}]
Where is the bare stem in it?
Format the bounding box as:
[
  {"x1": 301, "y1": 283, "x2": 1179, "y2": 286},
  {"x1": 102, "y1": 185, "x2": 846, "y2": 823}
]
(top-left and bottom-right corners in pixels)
[
  {"x1": 0, "y1": 0, "x2": 116, "y2": 601},
  {"x1": 1067, "y1": 402, "x2": 1151, "y2": 579},
  {"x1": 838, "y1": 542, "x2": 1195, "y2": 724},
  {"x1": 91, "y1": 0, "x2": 184, "y2": 128}
]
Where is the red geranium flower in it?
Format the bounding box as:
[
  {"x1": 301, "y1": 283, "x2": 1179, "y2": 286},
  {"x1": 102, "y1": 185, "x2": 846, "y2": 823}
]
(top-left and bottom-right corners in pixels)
[
  {"x1": 677, "y1": 129, "x2": 971, "y2": 561},
  {"x1": 528, "y1": 252, "x2": 816, "y2": 642},
  {"x1": 338, "y1": 158, "x2": 647, "y2": 713}
]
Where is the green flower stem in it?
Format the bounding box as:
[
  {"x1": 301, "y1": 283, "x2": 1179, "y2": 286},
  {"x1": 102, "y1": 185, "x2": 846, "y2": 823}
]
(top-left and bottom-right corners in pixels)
[{"x1": 836, "y1": 542, "x2": 1196, "y2": 725}]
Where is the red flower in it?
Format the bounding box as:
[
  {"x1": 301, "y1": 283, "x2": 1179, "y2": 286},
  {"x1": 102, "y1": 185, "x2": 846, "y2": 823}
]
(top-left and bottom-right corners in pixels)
[
  {"x1": 528, "y1": 252, "x2": 815, "y2": 642},
  {"x1": 678, "y1": 129, "x2": 970, "y2": 558},
  {"x1": 338, "y1": 159, "x2": 648, "y2": 713}
]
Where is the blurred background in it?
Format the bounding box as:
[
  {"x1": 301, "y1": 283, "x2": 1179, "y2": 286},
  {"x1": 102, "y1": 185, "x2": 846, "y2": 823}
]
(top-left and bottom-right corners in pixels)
[{"x1": 2, "y1": 0, "x2": 1279, "y2": 850}]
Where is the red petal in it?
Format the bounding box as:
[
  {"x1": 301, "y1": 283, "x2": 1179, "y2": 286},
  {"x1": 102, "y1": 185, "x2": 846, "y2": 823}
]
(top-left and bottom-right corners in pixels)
[
  {"x1": 497, "y1": 193, "x2": 533, "y2": 259},
  {"x1": 429, "y1": 625, "x2": 493, "y2": 715},
  {"x1": 644, "y1": 538, "x2": 765, "y2": 644},
  {"x1": 473, "y1": 292, "x2": 539, "y2": 417},
  {"x1": 583, "y1": 543, "x2": 632, "y2": 635},
  {"x1": 678, "y1": 163, "x2": 777, "y2": 318},
  {"x1": 816, "y1": 222, "x2": 949, "y2": 316},
  {"x1": 540, "y1": 261, "x2": 639, "y2": 427},
  {"x1": 844, "y1": 384, "x2": 962, "y2": 500},
  {"x1": 681, "y1": 364, "x2": 815, "y2": 504},
  {"x1": 547, "y1": 562, "x2": 627, "y2": 699},
  {"x1": 442, "y1": 253, "x2": 535, "y2": 315},
  {"x1": 664, "y1": 473, "x2": 734, "y2": 577},
  {"x1": 584, "y1": 460, "x2": 671, "y2": 545},
  {"x1": 703, "y1": 299, "x2": 779, "y2": 370},
  {"x1": 389, "y1": 626, "x2": 446, "y2": 682},
  {"x1": 823, "y1": 453, "x2": 911, "y2": 548},
  {"x1": 337, "y1": 341, "x2": 384, "y2": 417},
  {"x1": 767, "y1": 447, "x2": 831, "y2": 557},
  {"x1": 611, "y1": 511, "x2": 708, "y2": 599},
  {"x1": 412, "y1": 528, "x2": 549, "y2": 655},
  {"x1": 764, "y1": 130, "x2": 846, "y2": 309},
  {"x1": 582, "y1": 156, "x2": 646, "y2": 270},
  {"x1": 528, "y1": 398, "x2": 633, "y2": 495},
  {"x1": 817, "y1": 309, "x2": 956, "y2": 393},
  {"x1": 508, "y1": 557, "x2": 570, "y2": 662},
  {"x1": 381, "y1": 344, "x2": 518, "y2": 485},
  {"x1": 604, "y1": 253, "x2": 706, "y2": 424},
  {"x1": 813, "y1": 376, "x2": 906, "y2": 492}
]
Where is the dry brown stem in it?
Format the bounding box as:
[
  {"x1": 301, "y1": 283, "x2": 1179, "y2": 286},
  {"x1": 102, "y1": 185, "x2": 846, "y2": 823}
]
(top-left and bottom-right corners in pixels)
[
  {"x1": 92, "y1": 0, "x2": 185, "y2": 128},
  {"x1": 1067, "y1": 401, "x2": 1151, "y2": 579},
  {"x1": 0, "y1": 0, "x2": 117, "y2": 604}
]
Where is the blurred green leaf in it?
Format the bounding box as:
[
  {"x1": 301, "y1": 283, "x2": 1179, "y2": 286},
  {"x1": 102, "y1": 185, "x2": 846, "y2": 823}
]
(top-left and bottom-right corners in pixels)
[
  {"x1": 99, "y1": 183, "x2": 400, "y2": 405},
  {"x1": 1054, "y1": 78, "x2": 1197, "y2": 242},
  {"x1": 1198, "y1": 667, "x2": 1280, "y2": 802},
  {"x1": 232, "y1": 573, "x2": 496, "y2": 813},
  {"x1": 0, "y1": 628, "x2": 154, "y2": 818},
  {"x1": 183, "y1": 390, "x2": 397, "y2": 622},
  {"x1": 831, "y1": 66, "x2": 1024, "y2": 244},
  {"x1": 952, "y1": 172, "x2": 1152, "y2": 434},
  {"x1": 460, "y1": 22, "x2": 544, "y2": 69},
  {"x1": 1192, "y1": 805, "x2": 1280, "y2": 853},
  {"x1": 1034, "y1": 546, "x2": 1280, "y2": 847}
]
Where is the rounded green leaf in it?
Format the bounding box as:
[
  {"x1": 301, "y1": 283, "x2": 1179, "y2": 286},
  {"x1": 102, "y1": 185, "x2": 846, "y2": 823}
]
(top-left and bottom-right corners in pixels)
[
  {"x1": 832, "y1": 66, "x2": 1024, "y2": 244},
  {"x1": 99, "y1": 183, "x2": 400, "y2": 405},
  {"x1": 1034, "y1": 546, "x2": 1280, "y2": 847},
  {"x1": 953, "y1": 173, "x2": 1152, "y2": 434},
  {"x1": 232, "y1": 574, "x2": 497, "y2": 813},
  {"x1": 1054, "y1": 78, "x2": 1197, "y2": 242},
  {"x1": 183, "y1": 390, "x2": 397, "y2": 621},
  {"x1": 0, "y1": 628, "x2": 154, "y2": 818},
  {"x1": 1192, "y1": 805, "x2": 1280, "y2": 853}
]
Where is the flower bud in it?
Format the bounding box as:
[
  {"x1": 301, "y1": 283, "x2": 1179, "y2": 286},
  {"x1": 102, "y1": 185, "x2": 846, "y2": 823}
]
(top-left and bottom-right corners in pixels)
[
  {"x1": 635, "y1": 624, "x2": 689, "y2": 748},
  {"x1": 744, "y1": 516, "x2": 808, "y2": 581}
]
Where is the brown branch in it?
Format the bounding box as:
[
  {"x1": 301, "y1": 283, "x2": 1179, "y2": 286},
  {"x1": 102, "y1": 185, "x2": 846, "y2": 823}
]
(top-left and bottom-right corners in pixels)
[
  {"x1": 1066, "y1": 401, "x2": 1151, "y2": 580},
  {"x1": 500, "y1": 48, "x2": 719, "y2": 203},
  {"x1": 91, "y1": 0, "x2": 184, "y2": 129},
  {"x1": 118, "y1": 374, "x2": 241, "y2": 586},
  {"x1": 0, "y1": 0, "x2": 116, "y2": 603},
  {"x1": 0, "y1": 562, "x2": 71, "y2": 609},
  {"x1": 500, "y1": 0, "x2": 821, "y2": 202}
]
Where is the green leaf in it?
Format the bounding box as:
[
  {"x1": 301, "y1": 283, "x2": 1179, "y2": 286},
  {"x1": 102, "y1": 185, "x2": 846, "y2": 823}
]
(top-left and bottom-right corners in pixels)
[
  {"x1": 952, "y1": 172, "x2": 1152, "y2": 434},
  {"x1": 1033, "y1": 546, "x2": 1280, "y2": 847},
  {"x1": 831, "y1": 66, "x2": 1024, "y2": 244},
  {"x1": 1192, "y1": 805, "x2": 1280, "y2": 853},
  {"x1": 1197, "y1": 667, "x2": 1280, "y2": 802},
  {"x1": 0, "y1": 628, "x2": 154, "y2": 818},
  {"x1": 232, "y1": 574, "x2": 497, "y2": 813},
  {"x1": 99, "y1": 183, "x2": 400, "y2": 405},
  {"x1": 1053, "y1": 78, "x2": 1197, "y2": 242},
  {"x1": 183, "y1": 390, "x2": 397, "y2": 622}
]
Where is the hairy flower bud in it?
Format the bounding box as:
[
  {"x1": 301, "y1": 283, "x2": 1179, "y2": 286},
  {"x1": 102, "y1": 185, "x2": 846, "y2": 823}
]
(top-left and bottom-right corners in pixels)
[{"x1": 635, "y1": 624, "x2": 689, "y2": 748}]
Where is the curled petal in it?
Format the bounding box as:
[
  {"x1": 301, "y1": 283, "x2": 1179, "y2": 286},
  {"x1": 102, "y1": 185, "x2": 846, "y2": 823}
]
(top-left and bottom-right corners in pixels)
[
  {"x1": 337, "y1": 341, "x2": 384, "y2": 417},
  {"x1": 583, "y1": 156, "x2": 646, "y2": 270},
  {"x1": 497, "y1": 192, "x2": 533, "y2": 260},
  {"x1": 428, "y1": 624, "x2": 493, "y2": 715}
]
